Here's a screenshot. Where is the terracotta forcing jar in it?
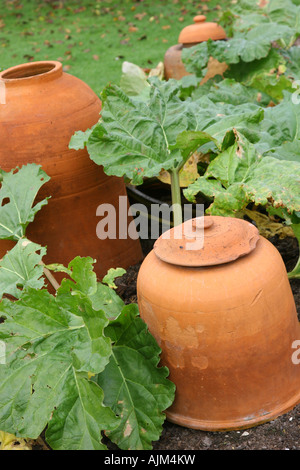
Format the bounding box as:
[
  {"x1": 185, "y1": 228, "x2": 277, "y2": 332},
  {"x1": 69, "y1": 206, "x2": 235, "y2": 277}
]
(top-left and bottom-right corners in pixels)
[
  {"x1": 164, "y1": 15, "x2": 228, "y2": 81},
  {"x1": 0, "y1": 61, "x2": 142, "y2": 277},
  {"x1": 137, "y1": 216, "x2": 300, "y2": 430}
]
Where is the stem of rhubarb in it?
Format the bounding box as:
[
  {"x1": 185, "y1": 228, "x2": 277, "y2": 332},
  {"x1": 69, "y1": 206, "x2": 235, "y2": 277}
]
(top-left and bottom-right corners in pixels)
[{"x1": 170, "y1": 168, "x2": 182, "y2": 227}]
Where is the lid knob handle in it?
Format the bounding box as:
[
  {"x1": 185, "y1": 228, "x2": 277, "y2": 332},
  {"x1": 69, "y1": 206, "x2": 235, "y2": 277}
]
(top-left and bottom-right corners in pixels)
[
  {"x1": 193, "y1": 15, "x2": 206, "y2": 23},
  {"x1": 192, "y1": 217, "x2": 214, "y2": 231}
]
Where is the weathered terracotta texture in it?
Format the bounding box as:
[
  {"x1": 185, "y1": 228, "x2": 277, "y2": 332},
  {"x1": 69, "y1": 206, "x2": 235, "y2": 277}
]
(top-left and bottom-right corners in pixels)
[
  {"x1": 137, "y1": 216, "x2": 300, "y2": 430},
  {"x1": 0, "y1": 61, "x2": 142, "y2": 277},
  {"x1": 154, "y1": 216, "x2": 260, "y2": 267},
  {"x1": 164, "y1": 15, "x2": 227, "y2": 81}
]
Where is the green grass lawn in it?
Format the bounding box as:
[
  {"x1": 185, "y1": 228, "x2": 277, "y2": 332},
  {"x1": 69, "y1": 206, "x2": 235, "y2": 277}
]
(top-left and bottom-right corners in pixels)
[{"x1": 0, "y1": 0, "x2": 231, "y2": 95}]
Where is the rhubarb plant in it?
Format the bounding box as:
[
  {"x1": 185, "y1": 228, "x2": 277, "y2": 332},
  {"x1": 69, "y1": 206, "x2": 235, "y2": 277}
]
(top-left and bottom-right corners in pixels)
[
  {"x1": 0, "y1": 164, "x2": 175, "y2": 450},
  {"x1": 70, "y1": 76, "x2": 300, "y2": 276},
  {"x1": 182, "y1": 0, "x2": 300, "y2": 103},
  {"x1": 70, "y1": 78, "x2": 270, "y2": 226},
  {"x1": 180, "y1": 129, "x2": 300, "y2": 278},
  {"x1": 70, "y1": 78, "x2": 202, "y2": 226}
]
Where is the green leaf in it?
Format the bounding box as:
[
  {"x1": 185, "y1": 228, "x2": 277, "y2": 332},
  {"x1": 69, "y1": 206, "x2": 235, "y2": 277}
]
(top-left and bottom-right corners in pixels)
[
  {"x1": 203, "y1": 106, "x2": 264, "y2": 145},
  {"x1": 0, "y1": 239, "x2": 46, "y2": 299},
  {"x1": 242, "y1": 157, "x2": 300, "y2": 212},
  {"x1": 266, "y1": 0, "x2": 300, "y2": 38},
  {"x1": 287, "y1": 223, "x2": 300, "y2": 278},
  {"x1": 171, "y1": 130, "x2": 220, "y2": 162},
  {"x1": 184, "y1": 23, "x2": 292, "y2": 79},
  {"x1": 69, "y1": 128, "x2": 94, "y2": 150},
  {"x1": 192, "y1": 78, "x2": 267, "y2": 106},
  {"x1": 45, "y1": 371, "x2": 118, "y2": 450},
  {"x1": 181, "y1": 41, "x2": 209, "y2": 78},
  {"x1": 102, "y1": 268, "x2": 126, "y2": 289},
  {"x1": 0, "y1": 164, "x2": 50, "y2": 240},
  {"x1": 58, "y1": 256, "x2": 97, "y2": 297},
  {"x1": 266, "y1": 140, "x2": 300, "y2": 163},
  {"x1": 96, "y1": 304, "x2": 175, "y2": 450},
  {"x1": 185, "y1": 144, "x2": 300, "y2": 218},
  {"x1": 208, "y1": 36, "x2": 271, "y2": 65},
  {"x1": 259, "y1": 93, "x2": 300, "y2": 150},
  {"x1": 120, "y1": 61, "x2": 150, "y2": 99},
  {"x1": 90, "y1": 283, "x2": 125, "y2": 320},
  {"x1": 0, "y1": 288, "x2": 116, "y2": 449},
  {"x1": 55, "y1": 257, "x2": 125, "y2": 320},
  {"x1": 207, "y1": 131, "x2": 262, "y2": 186},
  {"x1": 184, "y1": 177, "x2": 248, "y2": 216},
  {"x1": 77, "y1": 80, "x2": 202, "y2": 183},
  {"x1": 227, "y1": 49, "x2": 293, "y2": 102},
  {"x1": 282, "y1": 46, "x2": 300, "y2": 80}
]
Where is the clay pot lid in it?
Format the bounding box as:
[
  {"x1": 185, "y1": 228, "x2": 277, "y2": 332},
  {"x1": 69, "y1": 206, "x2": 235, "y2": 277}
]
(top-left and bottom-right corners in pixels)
[
  {"x1": 178, "y1": 15, "x2": 227, "y2": 45},
  {"x1": 154, "y1": 216, "x2": 260, "y2": 267}
]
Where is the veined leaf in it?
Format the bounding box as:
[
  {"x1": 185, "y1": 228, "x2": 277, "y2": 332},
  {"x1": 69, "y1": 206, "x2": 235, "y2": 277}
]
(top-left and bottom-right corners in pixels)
[
  {"x1": 102, "y1": 268, "x2": 126, "y2": 289},
  {"x1": 207, "y1": 131, "x2": 262, "y2": 186},
  {"x1": 282, "y1": 46, "x2": 300, "y2": 80},
  {"x1": 184, "y1": 177, "x2": 248, "y2": 216},
  {"x1": 243, "y1": 157, "x2": 300, "y2": 212},
  {"x1": 0, "y1": 288, "x2": 116, "y2": 449},
  {"x1": 90, "y1": 282, "x2": 125, "y2": 320},
  {"x1": 181, "y1": 41, "x2": 209, "y2": 78},
  {"x1": 69, "y1": 128, "x2": 94, "y2": 151},
  {"x1": 45, "y1": 371, "x2": 118, "y2": 450},
  {"x1": 266, "y1": 140, "x2": 300, "y2": 163},
  {"x1": 53, "y1": 257, "x2": 125, "y2": 320},
  {"x1": 0, "y1": 164, "x2": 50, "y2": 240},
  {"x1": 120, "y1": 61, "x2": 150, "y2": 99},
  {"x1": 192, "y1": 78, "x2": 268, "y2": 106},
  {"x1": 70, "y1": 79, "x2": 203, "y2": 183},
  {"x1": 58, "y1": 256, "x2": 97, "y2": 297},
  {"x1": 185, "y1": 146, "x2": 300, "y2": 217},
  {"x1": 173, "y1": 106, "x2": 264, "y2": 162},
  {"x1": 171, "y1": 130, "x2": 220, "y2": 161},
  {"x1": 96, "y1": 304, "x2": 175, "y2": 450},
  {"x1": 0, "y1": 239, "x2": 46, "y2": 300}
]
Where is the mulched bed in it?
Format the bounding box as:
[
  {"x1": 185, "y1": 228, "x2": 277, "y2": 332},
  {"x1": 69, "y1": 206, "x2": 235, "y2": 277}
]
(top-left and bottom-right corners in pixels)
[{"x1": 114, "y1": 235, "x2": 300, "y2": 451}]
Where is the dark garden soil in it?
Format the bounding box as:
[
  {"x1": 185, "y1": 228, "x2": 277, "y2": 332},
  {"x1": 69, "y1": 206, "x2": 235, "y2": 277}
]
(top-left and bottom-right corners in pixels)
[{"x1": 113, "y1": 235, "x2": 300, "y2": 451}]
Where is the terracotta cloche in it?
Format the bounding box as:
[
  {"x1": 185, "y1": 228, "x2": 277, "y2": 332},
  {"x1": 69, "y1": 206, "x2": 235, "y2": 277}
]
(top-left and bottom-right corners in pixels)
[
  {"x1": 164, "y1": 15, "x2": 227, "y2": 81},
  {"x1": 179, "y1": 15, "x2": 226, "y2": 45},
  {"x1": 137, "y1": 216, "x2": 300, "y2": 430},
  {"x1": 0, "y1": 61, "x2": 142, "y2": 279}
]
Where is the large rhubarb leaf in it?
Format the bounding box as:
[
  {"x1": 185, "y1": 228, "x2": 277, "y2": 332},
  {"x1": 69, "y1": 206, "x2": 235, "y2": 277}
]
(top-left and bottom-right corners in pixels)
[
  {"x1": 185, "y1": 139, "x2": 300, "y2": 217},
  {"x1": 191, "y1": 78, "x2": 268, "y2": 106},
  {"x1": 181, "y1": 41, "x2": 209, "y2": 78},
  {"x1": 182, "y1": 23, "x2": 292, "y2": 76},
  {"x1": 0, "y1": 239, "x2": 46, "y2": 300},
  {"x1": 96, "y1": 304, "x2": 175, "y2": 450},
  {"x1": 267, "y1": 141, "x2": 300, "y2": 163},
  {"x1": 70, "y1": 79, "x2": 204, "y2": 183},
  {"x1": 0, "y1": 164, "x2": 50, "y2": 240},
  {"x1": 0, "y1": 287, "x2": 117, "y2": 449},
  {"x1": 242, "y1": 157, "x2": 300, "y2": 212},
  {"x1": 49, "y1": 257, "x2": 125, "y2": 320},
  {"x1": 172, "y1": 107, "x2": 265, "y2": 163},
  {"x1": 282, "y1": 46, "x2": 300, "y2": 81},
  {"x1": 206, "y1": 131, "x2": 262, "y2": 186}
]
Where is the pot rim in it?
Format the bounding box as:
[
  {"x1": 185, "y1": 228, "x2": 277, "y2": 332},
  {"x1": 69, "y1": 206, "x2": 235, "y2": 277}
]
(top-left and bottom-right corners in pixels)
[{"x1": 0, "y1": 61, "x2": 63, "y2": 87}]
